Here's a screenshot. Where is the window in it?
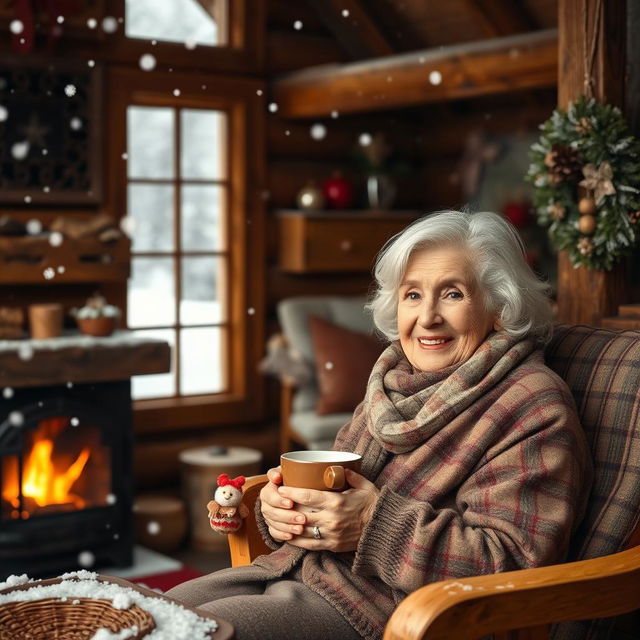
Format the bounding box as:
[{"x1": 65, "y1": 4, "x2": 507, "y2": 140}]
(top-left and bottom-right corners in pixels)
[
  {"x1": 124, "y1": 0, "x2": 227, "y2": 47},
  {"x1": 126, "y1": 106, "x2": 229, "y2": 400},
  {"x1": 109, "y1": 66, "x2": 265, "y2": 430}
]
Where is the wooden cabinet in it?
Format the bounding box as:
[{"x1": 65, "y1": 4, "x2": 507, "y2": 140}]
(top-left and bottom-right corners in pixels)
[{"x1": 277, "y1": 210, "x2": 420, "y2": 273}]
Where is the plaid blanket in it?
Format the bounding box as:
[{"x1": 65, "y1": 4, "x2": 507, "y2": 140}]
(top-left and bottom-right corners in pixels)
[{"x1": 254, "y1": 331, "x2": 593, "y2": 640}]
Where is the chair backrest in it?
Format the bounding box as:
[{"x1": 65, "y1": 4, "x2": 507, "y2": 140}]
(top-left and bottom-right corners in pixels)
[
  {"x1": 276, "y1": 296, "x2": 374, "y2": 412},
  {"x1": 545, "y1": 325, "x2": 640, "y2": 639}
]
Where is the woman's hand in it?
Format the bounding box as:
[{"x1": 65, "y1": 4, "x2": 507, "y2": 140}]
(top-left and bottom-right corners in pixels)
[
  {"x1": 276, "y1": 469, "x2": 380, "y2": 553},
  {"x1": 259, "y1": 466, "x2": 309, "y2": 542}
]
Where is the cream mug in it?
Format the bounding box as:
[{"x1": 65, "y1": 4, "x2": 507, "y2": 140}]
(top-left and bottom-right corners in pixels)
[{"x1": 280, "y1": 450, "x2": 362, "y2": 491}]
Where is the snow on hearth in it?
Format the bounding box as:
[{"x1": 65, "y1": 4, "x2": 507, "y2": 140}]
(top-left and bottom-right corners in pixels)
[{"x1": 0, "y1": 571, "x2": 218, "y2": 640}]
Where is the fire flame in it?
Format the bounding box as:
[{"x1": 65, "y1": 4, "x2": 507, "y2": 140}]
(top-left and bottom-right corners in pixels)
[{"x1": 2, "y1": 418, "x2": 91, "y2": 518}]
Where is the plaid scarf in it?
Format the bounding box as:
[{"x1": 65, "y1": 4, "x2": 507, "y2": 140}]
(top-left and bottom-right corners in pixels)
[{"x1": 352, "y1": 331, "x2": 538, "y2": 479}]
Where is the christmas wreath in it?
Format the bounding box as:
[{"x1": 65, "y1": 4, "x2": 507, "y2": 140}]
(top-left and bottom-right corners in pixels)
[{"x1": 526, "y1": 96, "x2": 640, "y2": 270}]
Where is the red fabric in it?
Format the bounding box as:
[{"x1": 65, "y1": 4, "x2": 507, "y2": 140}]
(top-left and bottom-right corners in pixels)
[{"x1": 131, "y1": 567, "x2": 204, "y2": 592}]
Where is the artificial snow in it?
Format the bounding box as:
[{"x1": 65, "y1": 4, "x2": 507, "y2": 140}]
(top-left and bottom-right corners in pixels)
[
  {"x1": 0, "y1": 571, "x2": 218, "y2": 640},
  {"x1": 0, "y1": 331, "x2": 166, "y2": 353}
]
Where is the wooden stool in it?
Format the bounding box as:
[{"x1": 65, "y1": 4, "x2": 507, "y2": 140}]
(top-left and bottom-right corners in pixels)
[{"x1": 133, "y1": 494, "x2": 187, "y2": 553}]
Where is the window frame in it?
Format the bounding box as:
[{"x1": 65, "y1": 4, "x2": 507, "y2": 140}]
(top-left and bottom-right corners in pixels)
[
  {"x1": 105, "y1": 0, "x2": 265, "y2": 74},
  {"x1": 107, "y1": 66, "x2": 266, "y2": 434}
]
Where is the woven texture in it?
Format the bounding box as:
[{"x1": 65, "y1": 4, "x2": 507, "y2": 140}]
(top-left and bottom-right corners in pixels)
[
  {"x1": 0, "y1": 596, "x2": 154, "y2": 640},
  {"x1": 545, "y1": 325, "x2": 640, "y2": 640}
]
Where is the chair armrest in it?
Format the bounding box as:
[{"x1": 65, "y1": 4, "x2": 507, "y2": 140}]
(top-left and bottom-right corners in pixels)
[
  {"x1": 384, "y1": 545, "x2": 640, "y2": 640},
  {"x1": 228, "y1": 475, "x2": 270, "y2": 567}
]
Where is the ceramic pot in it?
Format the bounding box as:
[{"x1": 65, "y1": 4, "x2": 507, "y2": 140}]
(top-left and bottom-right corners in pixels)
[
  {"x1": 29, "y1": 303, "x2": 63, "y2": 339},
  {"x1": 77, "y1": 316, "x2": 116, "y2": 337}
]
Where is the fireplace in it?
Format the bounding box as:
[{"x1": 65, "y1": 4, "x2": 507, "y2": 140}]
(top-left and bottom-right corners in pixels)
[{"x1": 0, "y1": 334, "x2": 169, "y2": 579}]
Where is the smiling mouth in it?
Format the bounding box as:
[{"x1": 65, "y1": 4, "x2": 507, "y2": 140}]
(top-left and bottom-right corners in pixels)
[{"x1": 417, "y1": 337, "x2": 453, "y2": 347}]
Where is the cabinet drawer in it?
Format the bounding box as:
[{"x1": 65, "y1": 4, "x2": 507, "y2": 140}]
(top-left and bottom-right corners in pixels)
[{"x1": 278, "y1": 213, "x2": 416, "y2": 273}]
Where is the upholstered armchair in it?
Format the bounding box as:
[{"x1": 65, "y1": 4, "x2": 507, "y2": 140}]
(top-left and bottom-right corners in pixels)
[
  {"x1": 232, "y1": 324, "x2": 640, "y2": 639},
  {"x1": 275, "y1": 295, "x2": 377, "y2": 454}
]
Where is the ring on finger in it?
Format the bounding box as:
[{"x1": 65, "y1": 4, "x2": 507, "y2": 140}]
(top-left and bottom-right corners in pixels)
[{"x1": 312, "y1": 525, "x2": 322, "y2": 540}]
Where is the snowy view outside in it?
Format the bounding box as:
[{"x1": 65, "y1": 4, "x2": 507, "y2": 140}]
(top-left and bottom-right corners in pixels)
[
  {"x1": 125, "y1": 0, "x2": 219, "y2": 47},
  {"x1": 126, "y1": 106, "x2": 227, "y2": 400}
]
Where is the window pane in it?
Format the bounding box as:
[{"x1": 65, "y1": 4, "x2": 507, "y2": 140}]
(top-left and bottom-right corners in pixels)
[
  {"x1": 181, "y1": 185, "x2": 225, "y2": 251},
  {"x1": 132, "y1": 329, "x2": 176, "y2": 399},
  {"x1": 180, "y1": 327, "x2": 225, "y2": 395},
  {"x1": 127, "y1": 107, "x2": 174, "y2": 179},
  {"x1": 180, "y1": 257, "x2": 226, "y2": 325},
  {"x1": 125, "y1": 0, "x2": 221, "y2": 47},
  {"x1": 128, "y1": 257, "x2": 176, "y2": 327},
  {"x1": 128, "y1": 183, "x2": 174, "y2": 252},
  {"x1": 180, "y1": 110, "x2": 227, "y2": 180}
]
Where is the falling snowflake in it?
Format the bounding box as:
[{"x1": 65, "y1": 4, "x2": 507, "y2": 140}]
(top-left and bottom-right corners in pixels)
[
  {"x1": 42, "y1": 148, "x2": 48, "y2": 155},
  {"x1": 18, "y1": 343, "x2": 34, "y2": 361},
  {"x1": 0, "y1": 106, "x2": 7, "y2": 121},
  {"x1": 121, "y1": 152, "x2": 128, "y2": 160},
  {"x1": 310, "y1": 123, "x2": 327, "y2": 140},
  {"x1": 70, "y1": 417, "x2": 80, "y2": 426},
  {"x1": 43, "y1": 267, "x2": 55, "y2": 280},
  {"x1": 77, "y1": 551, "x2": 95, "y2": 568},
  {"x1": 285, "y1": 130, "x2": 290, "y2": 136},
  {"x1": 429, "y1": 70, "x2": 442, "y2": 85},
  {"x1": 342, "y1": 9, "x2": 350, "y2": 17},
  {"x1": 106, "y1": 493, "x2": 117, "y2": 505},
  {"x1": 268, "y1": 102, "x2": 278, "y2": 113},
  {"x1": 11, "y1": 141, "x2": 30, "y2": 160},
  {"x1": 293, "y1": 20, "x2": 303, "y2": 30},
  {"x1": 261, "y1": 190, "x2": 271, "y2": 201},
  {"x1": 120, "y1": 217, "x2": 136, "y2": 235},
  {"x1": 247, "y1": 307, "x2": 255, "y2": 315},
  {"x1": 147, "y1": 521, "x2": 161, "y2": 535},
  {"x1": 66, "y1": 381, "x2": 74, "y2": 388},
  {"x1": 325, "y1": 361, "x2": 334, "y2": 370},
  {"x1": 64, "y1": 84, "x2": 76, "y2": 97},
  {"x1": 9, "y1": 411, "x2": 24, "y2": 427},
  {"x1": 3, "y1": 387, "x2": 14, "y2": 399},
  {"x1": 173, "y1": 89, "x2": 181, "y2": 97},
  {"x1": 56, "y1": 16, "x2": 64, "y2": 24},
  {"x1": 102, "y1": 16, "x2": 118, "y2": 33},
  {"x1": 87, "y1": 18, "x2": 97, "y2": 29},
  {"x1": 184, "y1": 38, "x2": 197, "y2": 50},
  {"x1": 331, "y1": 110, "x2": 339, "y2": 119},
  {"x1": 87, "y1": 59, "x2": 95, "y2": 68},
  {"x1": 359, "y1": 132, "x2": 373, "y2": 146},
  {"x1": 10, "y1": 20, "x2": 24, "y2": 34},
  {"x1": 70, "y1": 117, "x2": 82, "y2": 130},
  {"x1": 23, "y1": 196, "x2": 32, "y2": 204},
  {"x1": 49, "y1": 231, "x2": 63, "y2": 247},
  {"x1": 26, "y1": 219, "x2": 42, "y2": 235},
  {"x1": 139, "y1": 53, "x2": 156, "y2": 71},
  {"x1": 43, "y1": 186, "x2": 50, "y2": 193},
  {"x1": 256, "y1": 89, "x2": 263, "y2": 96},
  {"x1": 57, "y1": 265, "x2": 65, "y2": 274}
]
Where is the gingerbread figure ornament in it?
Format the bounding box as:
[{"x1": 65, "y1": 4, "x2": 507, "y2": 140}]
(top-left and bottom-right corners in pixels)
[{"x1": 207, "y1": 473, "x2": 249, "y2": 535}]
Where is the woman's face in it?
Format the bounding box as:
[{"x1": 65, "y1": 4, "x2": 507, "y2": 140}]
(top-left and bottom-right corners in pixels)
[{"x1": 397, "y1": 245, "x2": 497, "y2": 372}]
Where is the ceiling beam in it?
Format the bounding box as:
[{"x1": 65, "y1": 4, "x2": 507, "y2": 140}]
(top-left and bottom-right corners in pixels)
[
  {"x1": 306, "y1": 0, "x2": 394, "y2": 59},
  {"x1": 461, "y1": 0, "x2": 536, "y2": 37},
  {"x1": 272, "y1": 29, "x2": 558, "y2": 119}
]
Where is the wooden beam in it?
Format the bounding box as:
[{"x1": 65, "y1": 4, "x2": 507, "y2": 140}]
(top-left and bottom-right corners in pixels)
[
  {"x1": 556, "y1": 0, "x2": 629, "y2": 326},
  {"x1": 272, "y1": 29, "x2": 557, "y2": 118},
  {"x1": 306, "y1": 0, "x2": 394, "y2": 59},
  {"x1": 461, "y1": 0, "x2": 536, "y2": 37}
]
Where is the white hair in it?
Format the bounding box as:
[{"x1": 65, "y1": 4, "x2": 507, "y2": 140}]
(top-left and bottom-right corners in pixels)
[{"x1": 367, "y1": 210, "x2": 553, "y2": 344}]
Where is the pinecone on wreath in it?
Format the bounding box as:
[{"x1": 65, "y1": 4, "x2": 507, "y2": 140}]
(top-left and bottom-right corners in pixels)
[{"x1": 544, "y1": 144, "x2": 582, "y2": 185}]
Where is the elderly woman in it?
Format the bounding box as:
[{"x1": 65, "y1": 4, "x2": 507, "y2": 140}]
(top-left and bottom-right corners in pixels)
[{"x1": 167, "y1": 210, "x2": 593, "y2": 640}]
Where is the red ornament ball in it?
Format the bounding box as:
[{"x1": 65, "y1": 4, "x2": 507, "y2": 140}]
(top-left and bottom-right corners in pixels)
[{"x1": 322, "y1": 174, "x2": 354, "y2": 209}]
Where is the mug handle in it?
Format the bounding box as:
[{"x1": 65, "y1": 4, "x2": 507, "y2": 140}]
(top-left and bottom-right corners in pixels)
[{"x1": 323, "y1": 465, "x2": 345, "y2": 490}]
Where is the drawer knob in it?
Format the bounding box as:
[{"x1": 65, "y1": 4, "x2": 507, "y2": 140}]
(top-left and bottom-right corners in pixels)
[{"x1": 339, "y1": 239, "x2": 353, "y2": 252}]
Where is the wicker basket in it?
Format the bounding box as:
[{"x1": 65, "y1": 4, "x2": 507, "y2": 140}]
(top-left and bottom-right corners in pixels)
[{"x1": 0, "y1": 596, "x2": 154, "y2": 640}]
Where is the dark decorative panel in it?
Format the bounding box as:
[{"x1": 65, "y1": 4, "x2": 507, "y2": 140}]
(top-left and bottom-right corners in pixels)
[{"x1": 0, "y1": 55, "x2": 102, "y2": 204}]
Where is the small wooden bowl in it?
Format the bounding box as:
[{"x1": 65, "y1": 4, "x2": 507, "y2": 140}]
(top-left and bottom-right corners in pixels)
[{"x1": 76, "y1": 316, "x2": 117, "y2": 337}]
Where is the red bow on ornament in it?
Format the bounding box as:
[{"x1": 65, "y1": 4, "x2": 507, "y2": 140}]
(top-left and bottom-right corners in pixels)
[{"x1": 217, "y1": 474, "x2": 245, "y2": 490}]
